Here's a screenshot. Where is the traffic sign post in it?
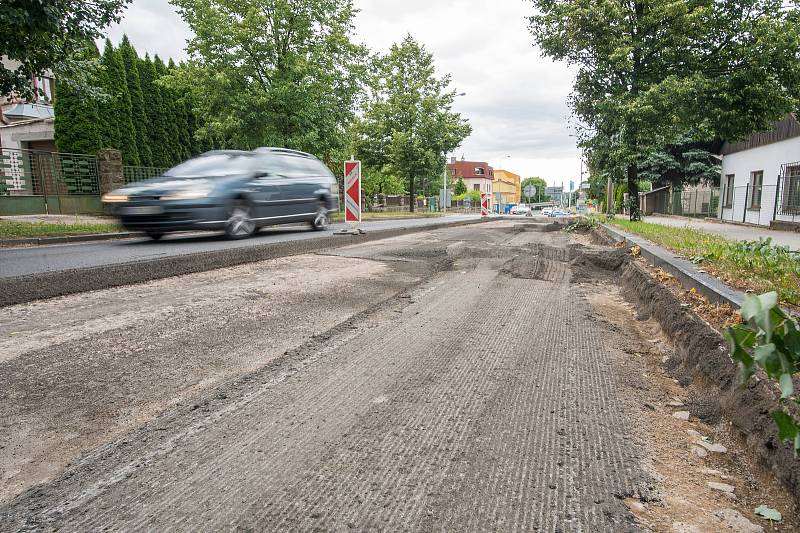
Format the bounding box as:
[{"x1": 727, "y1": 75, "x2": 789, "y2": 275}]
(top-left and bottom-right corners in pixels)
[
  {"x1": 480, "y1": 192, "x2": 490, "y2": 217},
  {"x1": 336, "y1": 159, "x2": 364, "y2": 235},
  {"x1": 523, "y1": 185, "x2": 536, "y2": 202}
]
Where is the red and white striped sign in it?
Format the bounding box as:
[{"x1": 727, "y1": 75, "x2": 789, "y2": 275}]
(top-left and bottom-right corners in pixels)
[
  {"x1": 480, "y1": 192, "x2": 490, "y2": 217},
  {"x1": 344, "y1": 160, "x2": 361, "y2": 223}
]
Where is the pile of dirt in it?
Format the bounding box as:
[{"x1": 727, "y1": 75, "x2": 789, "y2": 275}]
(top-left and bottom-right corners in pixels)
[{"x1": 619, "y1": 259, "x2": 800, "y2": 500}]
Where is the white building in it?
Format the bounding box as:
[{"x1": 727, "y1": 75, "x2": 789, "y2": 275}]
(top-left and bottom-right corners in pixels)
[{"x1": 719, "y1": 114, "x2": 800, "y2": 229}]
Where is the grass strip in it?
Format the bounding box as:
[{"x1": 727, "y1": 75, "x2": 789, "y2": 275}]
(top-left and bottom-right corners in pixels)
[
  {"x1": 608, "y1": 219, "x2": 800, "y2": 307},
  {"x1": 0, "y1": 220, "x2": 123, "y2": 239}
]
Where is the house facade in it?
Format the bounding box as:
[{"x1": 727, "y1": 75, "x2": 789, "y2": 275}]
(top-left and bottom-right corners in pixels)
[
  {"x1": 1, "y1": 58, "x2": 57, "y2": 195},
  {"x1": 719, "y1": 114, "x2": 800, "y2": 228},
  {"x1": 448, "y1": 157, "x2": 494, "y2": 205},
  {"x1": 493, "y1": 169, "x2": 521, "y2": 205}
]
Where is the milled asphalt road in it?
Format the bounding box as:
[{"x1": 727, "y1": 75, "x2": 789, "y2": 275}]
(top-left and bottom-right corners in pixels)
[
  {"x1": 0, "y1": 215, "x2": 476, "y2": 278},
  {"x1": 1, "y1": 221, "x2": 650, "y2": 531}
]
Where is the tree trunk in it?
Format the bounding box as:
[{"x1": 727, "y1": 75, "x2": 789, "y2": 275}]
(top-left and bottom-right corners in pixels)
[
  {"x1": 627, "y1": 164, "x2": 639, "y2": 220},
  {"x1": 409, "y1": 175, "x2": 416, "y2": 212}
]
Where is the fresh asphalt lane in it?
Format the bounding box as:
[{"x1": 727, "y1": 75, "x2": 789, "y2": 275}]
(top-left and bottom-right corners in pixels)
[{"x1": 0, "y1": 215, "x2": 478, "y2": 278}]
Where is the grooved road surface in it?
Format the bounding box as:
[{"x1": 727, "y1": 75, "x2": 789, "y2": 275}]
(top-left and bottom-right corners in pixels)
[
  {"x1": 1, "y1": 221, "x2": 649, "y2": 531},
  {"x1": 0, "y1": 215, "x2": 477, "y2": 278}
]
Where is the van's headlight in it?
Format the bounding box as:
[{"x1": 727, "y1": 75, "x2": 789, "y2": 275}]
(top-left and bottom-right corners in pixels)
[
  {"x1": 160, "y1": 189, "x2": 211, "y2": 201},
  {"x1": 102, "y1": 193, "x2": 128, "y2": 203}
]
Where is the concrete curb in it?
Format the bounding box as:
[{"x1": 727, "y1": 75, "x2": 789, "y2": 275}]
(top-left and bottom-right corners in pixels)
[
  {"x1": 0, "y1": 218, "x2": 487, "y2": 307},
  {"x1": 600, "y1": 224, "x2": 747, "y2": 309},
  {"x1": 0, "y1": 232, "x2": 141, "y2": 247}
]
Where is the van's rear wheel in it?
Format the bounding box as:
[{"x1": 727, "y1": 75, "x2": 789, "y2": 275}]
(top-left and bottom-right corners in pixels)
[
  {"x1": 225, "y1": 201, "x2": 256, "y2": 239},
  {"x1": 310, "y1": 202, "x2": 330, "y2": 231}
]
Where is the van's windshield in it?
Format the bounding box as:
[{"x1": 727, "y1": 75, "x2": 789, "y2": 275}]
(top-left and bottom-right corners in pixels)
[{"x1": 164, "y1": 154, "x2": 256, "y2": 178}]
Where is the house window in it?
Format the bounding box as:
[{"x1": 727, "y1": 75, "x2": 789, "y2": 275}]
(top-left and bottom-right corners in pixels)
[
  {"x1": 783, "y1": 164, "x2": 800, "y2": 215},
  {"x1": 723, "y1": 174, "x2": 734, "y2": 208},
  {"x1": 473, "y1": 184, "x2": 480, "y2": 192},
  {"x1": 474, "y1": 167, "x2": 485, "y2": 176},
  {"x1": 749, "y1": 171, "x2": 763, "y2": 209}
]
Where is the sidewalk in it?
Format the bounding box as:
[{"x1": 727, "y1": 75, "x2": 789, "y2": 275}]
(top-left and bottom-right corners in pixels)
[{"x1": 646, "y1": 215, "x2": 800, "y2": 250}]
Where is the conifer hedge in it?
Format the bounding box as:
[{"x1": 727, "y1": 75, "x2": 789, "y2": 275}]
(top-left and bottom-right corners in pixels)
[{"x1": 54, "y1": 37, "x2": 202, "y2": 167}]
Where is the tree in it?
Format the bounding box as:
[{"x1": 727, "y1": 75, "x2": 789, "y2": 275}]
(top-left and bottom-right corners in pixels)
[
  {"x1": 639, "y1": 141, "x2": 721, "y2": 188},
  {"x1": 362, "y1": 165, "x2": 406, "y2": 199},
  {"x1": 521, "y1": 176, "x2": 547, "y2": 203},
  {"x1": 54, "y1": 43, "x2": 103, "y2": 155},
  {"x1": 1, "y1": 0, "x2": 130, "y2": 99},
  {"x1": 167, "y1": 0, "x2": 367, "y2": 169},
  {"x1": 118, "y1": 36, "x2": 153, "y2": 166},
  {"x1": 98, "y1": 40, "x2": 140, "y2": 164},
  {"x1": 454, "y1": 177, "x2": 467, "y2": 196},
  {"x1": 355, "y1": 35, "x2": 471, "y2": 211},
  {"x1": 529, "y1": 0, "x2": 800, "y2": 220},
  {"x1": 139, "y1": 54, "x2": 170, "y2": 166}
]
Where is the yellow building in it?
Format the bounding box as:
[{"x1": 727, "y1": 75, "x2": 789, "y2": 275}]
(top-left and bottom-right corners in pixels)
[{"x1": 493, "y1": 169, "x2": 521, "y2": 205}]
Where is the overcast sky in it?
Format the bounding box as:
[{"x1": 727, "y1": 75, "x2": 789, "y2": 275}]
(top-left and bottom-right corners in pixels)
[{"x1": 104, "y1": 0, "x2": 582, "y2": 186}]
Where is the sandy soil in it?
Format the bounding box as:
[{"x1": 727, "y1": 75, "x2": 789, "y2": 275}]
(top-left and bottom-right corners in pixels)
[{"x1": 0, "y1": 220, "x2": 794, "y2": 531}]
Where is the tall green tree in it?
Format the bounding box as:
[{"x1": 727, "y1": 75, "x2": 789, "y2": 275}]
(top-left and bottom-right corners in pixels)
[
  {"x1": 153, "y1": 55, "x2": 182, "y2": 165},
  {"x1": 54, "y1": 42, "x2": 103, "y2": 154},
  {"x1": 119, "y1": 35, "x2": 153, "y2": 166},
  {"x1": 99, "y1": 40, "x2": 140, "y2": 164},
  {"x1": 118, "y1": 35, "x2": 153, "y2": 166},
  {"x1": 95, "y1": 40, "x2": 121, "y2": 152},
  {"x1": 0, "y1": 0, "x2": 130, "y2": 98},
  {"x1": 139, "y1": 54, "x2": 171, "y2": 166},
  {"x1": 167, "y1": 0, "x2": 367, "y2": 168},
  {"x1": 355, "y1": 35, "x2": 472, "y2": 211},
  {"x1": 530, "y1": 0, "x2": 800, "y2": 220},
  {"x1": 167, "y1": 58, "x2": 193, "y2": 161}
]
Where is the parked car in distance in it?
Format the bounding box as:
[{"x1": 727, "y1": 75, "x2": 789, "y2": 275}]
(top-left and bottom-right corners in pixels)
[
  {"x1": 511, "y1": 204, "x2": 531, "y2": 216},
  {"x1": 541, "y1": 208, "x2": 553, "y2": 216},
  {"x1": 102, "y1": 148, "x2": 339, "y2": 240},
  {"x1": 549, "y1": 209, "x2": 570, "y2": 217}
]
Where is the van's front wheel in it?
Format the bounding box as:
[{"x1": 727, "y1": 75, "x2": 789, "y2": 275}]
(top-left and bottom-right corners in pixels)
[
  {"x1": 310, "y1": 202, "x2": 331, "y2": 231},
  {"x1": 225, "y1": 201, "x2": 256, "y2": 239}
]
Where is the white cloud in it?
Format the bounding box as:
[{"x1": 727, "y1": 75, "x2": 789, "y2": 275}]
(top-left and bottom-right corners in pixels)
[{"x1": 104, "y1": 0, "x2": 582, "y2": 185}]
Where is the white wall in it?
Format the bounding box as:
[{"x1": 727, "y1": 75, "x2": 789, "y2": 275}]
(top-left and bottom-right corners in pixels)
[{"x1": 720, "y1": 136, "x2": 800, "y2": 226}]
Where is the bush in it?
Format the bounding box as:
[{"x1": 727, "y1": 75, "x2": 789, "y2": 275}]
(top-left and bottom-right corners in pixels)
[{"x1": 726, "y1": 292, "x2": 800, "y2": 455}]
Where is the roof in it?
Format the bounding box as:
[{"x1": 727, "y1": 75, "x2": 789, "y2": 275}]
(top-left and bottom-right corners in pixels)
[
  {"x1": 252, "y1": 147, "x2": 314, "y2": 158},
  {"x1": 720, "y1": 113, "x2": 800, "y2": 155},
  {"x1": 1, "y1": 103, "x2": 54, "y2": 121},
  {"x1": 448, "y1": 160, "x2": 493, "y2": 180}
]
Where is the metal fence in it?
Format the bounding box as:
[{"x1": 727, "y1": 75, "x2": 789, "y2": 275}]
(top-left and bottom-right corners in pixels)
[
  {"x1": 668, "y1": 188, "x2": 720, "y2": 218},
  {"x1": 123, "y1": 165, "x2": 169, "y2": 184},
  {"x1": 640, "y1": 187, "x2": 721, "y2": 218},
  {"x1": 0, "y1": 148, "x2": 100, "y2": 196}
]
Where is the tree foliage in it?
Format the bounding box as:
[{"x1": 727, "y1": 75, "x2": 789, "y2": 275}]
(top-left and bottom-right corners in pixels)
[
  {"x1": 0, "y1": 0, "x2": 130, "y2": 98},
  {"x1": 354, "y1": 35, "x2": 471, "y2": 211},
  {"x1": 166, "y1": 0, "x2": 367, "y2": 170},
  {"x1": 529, "y1": 0, "x2": 800, "y2": 219},
  {"x1": 54, "y1": 39, "x2": 203, "y2": 167},
  {"x1": 521, "y1": 176, "x2": 547, "y2": 203},
  {"x1": 639, "y1": 142, "x2": 721, "y2": 188},
  {"x1": 454, "y1": 176, "x2": 467, "y2": 196},
  {"x1": 54, "y1": 43, "x2": 102, "y2": 155}
]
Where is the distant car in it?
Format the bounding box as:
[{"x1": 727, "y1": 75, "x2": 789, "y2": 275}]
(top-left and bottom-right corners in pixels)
[
  {"x1": 549, "y1": 209, "x2": 570, "y2": 217},
  {"x1": 102, "y1": 148, "x2": 339, "y2": 240},
  {"x1": 510, "y1": 204, "x2": 531, "y2": 216},
  {"x1": 542, "y1": 208, "x2": 553, "y2": 216}
]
